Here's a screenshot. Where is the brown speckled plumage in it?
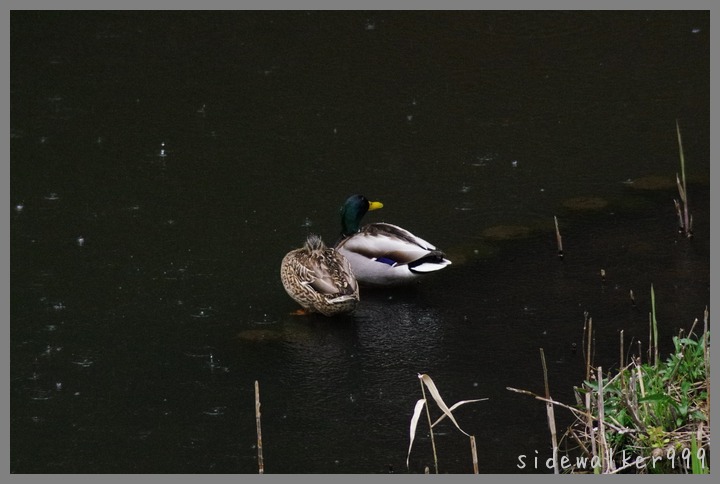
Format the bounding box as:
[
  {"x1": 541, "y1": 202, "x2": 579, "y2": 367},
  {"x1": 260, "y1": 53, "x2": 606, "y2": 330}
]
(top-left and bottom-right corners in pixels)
[{"x1": 281, "y1": 234, "x2": 359, "y2": 316}]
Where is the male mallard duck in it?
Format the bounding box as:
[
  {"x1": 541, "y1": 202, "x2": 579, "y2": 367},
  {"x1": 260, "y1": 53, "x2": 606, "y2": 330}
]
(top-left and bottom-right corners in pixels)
[
  {"x1": 335, "y1": 194, "x2": 451, "y2": 286},
  {"x1": 280, "y1": 233, "x2": 360, "y2": 316}
]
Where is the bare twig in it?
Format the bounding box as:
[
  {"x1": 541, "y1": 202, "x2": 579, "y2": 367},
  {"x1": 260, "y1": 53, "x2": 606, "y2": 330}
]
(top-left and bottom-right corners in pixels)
[{"x1": 255, "y1": 380, "x2": 264, "y2": 474}]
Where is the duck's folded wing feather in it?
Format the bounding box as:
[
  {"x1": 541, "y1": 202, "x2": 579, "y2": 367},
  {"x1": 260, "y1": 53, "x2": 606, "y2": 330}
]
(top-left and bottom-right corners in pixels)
[
  {"x1": 339, "y1": 223, "x2": 442, "y2": 264},
  {"x1": 302, "y1": 253, "x2": 357, "y2": 295}
]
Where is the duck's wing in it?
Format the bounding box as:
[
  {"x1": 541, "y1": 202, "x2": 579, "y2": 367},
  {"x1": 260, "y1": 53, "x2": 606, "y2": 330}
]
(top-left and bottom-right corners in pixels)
[
  {"x1": 338, "y1": 223, "x2": 448, "y2": 267},
  {"x1": 302, "y1": 250, "x2": 358, "y2": 296}
]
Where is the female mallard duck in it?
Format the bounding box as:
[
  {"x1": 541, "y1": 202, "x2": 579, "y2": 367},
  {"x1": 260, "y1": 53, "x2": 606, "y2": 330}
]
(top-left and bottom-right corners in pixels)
[
  {"x1": 281, "y1": 233, "x2": 360, "y2": 316},
  {"x1": 335, "y1": 194, "x2": 451, "y2": 286}
]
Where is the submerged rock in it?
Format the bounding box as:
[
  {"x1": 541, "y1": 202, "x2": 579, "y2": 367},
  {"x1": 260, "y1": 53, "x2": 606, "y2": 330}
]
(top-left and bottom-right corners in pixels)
[
  {"x1": 482, "y1": 225, "x2": 533, "y2": 240},
  {"x1": 629, "y1": 175, "x2": 676, "y2": 190},
  {"x1": 562, "y1": 196, "x2": 609, "y2": 211}
]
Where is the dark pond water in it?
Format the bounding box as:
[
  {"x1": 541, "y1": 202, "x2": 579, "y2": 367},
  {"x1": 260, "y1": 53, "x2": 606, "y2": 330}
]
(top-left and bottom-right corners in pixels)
[{"x1": 10, "y1": 11, "x2": 710, "y2": 474}]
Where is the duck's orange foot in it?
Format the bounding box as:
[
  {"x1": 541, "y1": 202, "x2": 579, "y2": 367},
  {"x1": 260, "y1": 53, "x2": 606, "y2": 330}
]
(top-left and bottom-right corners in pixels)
[{"x1": 290, "y1": 308, "x2": 310, "y2": 316}]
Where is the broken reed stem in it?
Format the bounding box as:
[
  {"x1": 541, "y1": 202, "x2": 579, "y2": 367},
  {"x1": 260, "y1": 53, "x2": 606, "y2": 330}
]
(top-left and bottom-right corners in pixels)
[
  {"x1": 651, "y1": 285, "x2": 659, "y2": 367},
  {"x1": 470, "y1": 435, "x2": 479, "y2": 474},
  {"x1": 585, "y1": 317, "x2": 593, "y2": 382},
  {"x1": 581, "y1": 313, "x2": 597, "y2": 466},
  {"x1": 703, "y1": 307, "x2": 710, "y2": 429},
  {"x1": 585, "y1": 386, "x2": 597, "y2": 466},
  {"x1": 540, "y1": 348, "x2": 559, "y2": 474},
  {"x1": 596, "y1": 367, "x2": 612, "y2": 473},
  {"x1": 554, "y1": 216, "x2": 564, "y2": 259},
  {"x1": 254, "y1": 380, "x2": 264, "y2": 474},
  {"x1": 675, "y1": 119, "x2": 692, "y2": 236},
  {"x1": 507, "y1": 387, "x2": 638, "y2": 435},
  {"x1": 636, "y1": 365, "x2": 649, "y2": 420},
  {"x1": 419, "y1": 379, "x2": 439, "y2": 474}
]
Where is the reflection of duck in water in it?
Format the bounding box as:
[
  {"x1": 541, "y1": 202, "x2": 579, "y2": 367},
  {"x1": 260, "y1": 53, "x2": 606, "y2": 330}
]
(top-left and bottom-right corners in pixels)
[
  {"x1": 280, "y1": 234, "x2": 359, "y2": 316},
  {"x1": 335, "y1": 195, "x2": 451, "y2": 286}
]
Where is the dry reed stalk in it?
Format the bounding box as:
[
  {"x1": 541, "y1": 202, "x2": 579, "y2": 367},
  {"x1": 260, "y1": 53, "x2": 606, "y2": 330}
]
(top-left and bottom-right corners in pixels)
[
  {"x1": 585, "y1": 317, "x2": 593, "y2": 382},
  {"x1": 635, "y1": 365, "x2": 650, "y2": 422},
  {"x1": 540, "y1": 348, "x2": 559, "y2": 474},
  {"x1": 254, "y1": 380, "x2": 264, "y2": 474},
  {"x1": 581, "y1": 314, "x2": 597, "y2": 464},
  {"x1": 651, "y1": 285, "x2": 659, "y2": 367},
  {"x1": 567, "y1": 427, "x2": 591, "y2": 460},
  {"x1": 507, "y1": 388, "x2": 634, "y2": 435},
  {"x1": 419, "y1": 378, "x2": 439, "y2": 474},
  {"x1": 596, "y1": 367, "x2": 613, "y2": 473},
  {"x1": 470, "y1": 435, "x2": 479, "y2": 474},
  {"x1": 624, "y1": 365, "x2": 646, "y2": 431},
  {"x1": 675, "y1": 120, "x2": 693, "y2": 237},
  {"x1": 554, "y1": 216, "x2": 564, "y2": 259},
  {"x1": 703, "y1": 307, "x2": 710, "y2": 429},
  {"x1": 585, "y1": 389, "x2": 597, "y2": 465},
  {"x1": 619, "y1": 331, "x2": 626, "y2": 392},
  {"x1": 408, "y1": 374, "x2": 486, "y2": 473}
]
